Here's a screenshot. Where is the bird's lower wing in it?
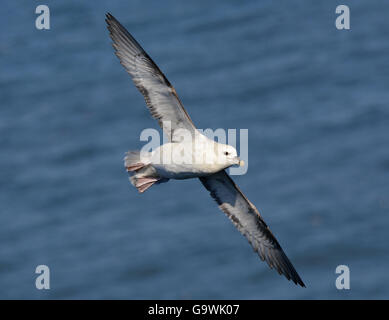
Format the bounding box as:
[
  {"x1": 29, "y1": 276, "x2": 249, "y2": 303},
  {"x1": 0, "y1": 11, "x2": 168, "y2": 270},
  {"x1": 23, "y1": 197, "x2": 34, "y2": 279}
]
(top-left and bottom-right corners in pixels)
[
  {"x1": 106, "y1": 13, "x2": 197, "y2": 141},
  {"x1": 199, "y1": 170, "x2": 305, "y2": 287}
]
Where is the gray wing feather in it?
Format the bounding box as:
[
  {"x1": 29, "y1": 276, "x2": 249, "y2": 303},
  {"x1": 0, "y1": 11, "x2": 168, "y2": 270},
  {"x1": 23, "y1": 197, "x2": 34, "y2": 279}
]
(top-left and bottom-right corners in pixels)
[
  {"x1": 106, "y1": 13, "x2": 196, "y2": 140},
  {"x1": 200, "y1": 170, "x2": 305, "y2": 287}
]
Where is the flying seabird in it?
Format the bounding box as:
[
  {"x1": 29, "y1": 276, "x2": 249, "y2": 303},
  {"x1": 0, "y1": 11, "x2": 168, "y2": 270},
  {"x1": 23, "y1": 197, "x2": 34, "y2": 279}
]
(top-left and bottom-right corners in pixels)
[{"x1": 105, "y1": 13, "x2": 305, "y2": 287}]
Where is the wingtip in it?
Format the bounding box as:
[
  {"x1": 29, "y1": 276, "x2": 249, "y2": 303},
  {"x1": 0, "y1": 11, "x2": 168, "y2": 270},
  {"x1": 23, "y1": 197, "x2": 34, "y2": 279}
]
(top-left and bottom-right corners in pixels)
[
  {"x1": 296, "y1": 279, "x2": 306, "y2": 288},
  {"x1": 287, "y1": 266, "x2": 305, "y2": 288},
  {"x1": 105, "y1": 13, "x2": 111, "y2": 26},
  {"x1": 272, "y1": 248, "x2": 305, "y2": 288},
  {"x1": 293, "y1": 274, "x2": 306, "y2": 288},
  {"x1": 105, "y1": 12, "x2": 116, "y2": 25}
]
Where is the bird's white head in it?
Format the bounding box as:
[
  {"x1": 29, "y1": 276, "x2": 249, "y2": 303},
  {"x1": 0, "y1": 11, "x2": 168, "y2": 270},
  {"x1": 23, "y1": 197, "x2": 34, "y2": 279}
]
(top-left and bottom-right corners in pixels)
[{"x1": 218, "y1": 144, "x2": 244, "y2": 169}]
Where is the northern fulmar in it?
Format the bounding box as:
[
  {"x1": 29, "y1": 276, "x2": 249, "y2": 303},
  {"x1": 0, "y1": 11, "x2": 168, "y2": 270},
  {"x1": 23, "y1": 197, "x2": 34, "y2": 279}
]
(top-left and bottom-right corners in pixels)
[{"x1": 106, "y1": 13, "x2": 305, "y2": 287}]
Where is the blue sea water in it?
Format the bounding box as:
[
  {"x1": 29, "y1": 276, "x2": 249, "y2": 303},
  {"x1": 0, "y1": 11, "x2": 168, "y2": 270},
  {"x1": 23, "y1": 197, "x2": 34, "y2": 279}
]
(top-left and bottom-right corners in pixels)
[{"x1": 0, "y1": 0, "x2": 389, "y2": 299}]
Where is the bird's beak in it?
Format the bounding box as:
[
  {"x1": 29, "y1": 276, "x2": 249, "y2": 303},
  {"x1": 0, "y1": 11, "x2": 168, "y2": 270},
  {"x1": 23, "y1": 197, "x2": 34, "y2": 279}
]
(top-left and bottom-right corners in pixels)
[{"x1": 234, "y1": 157, "x2": 245, "y2": 167}]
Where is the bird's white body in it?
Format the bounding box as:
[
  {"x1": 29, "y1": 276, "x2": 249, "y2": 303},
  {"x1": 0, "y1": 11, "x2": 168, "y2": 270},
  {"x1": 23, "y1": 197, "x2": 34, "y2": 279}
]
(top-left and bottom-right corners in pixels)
[{"x1": 149, "y1": 133, "x2": 241, "y2": 179}]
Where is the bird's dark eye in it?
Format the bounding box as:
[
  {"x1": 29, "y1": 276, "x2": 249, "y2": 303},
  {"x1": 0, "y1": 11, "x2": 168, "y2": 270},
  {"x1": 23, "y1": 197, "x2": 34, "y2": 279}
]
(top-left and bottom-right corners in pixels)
[{"x1": 224, "y1": 151, "x2": 229, "y2": 156}]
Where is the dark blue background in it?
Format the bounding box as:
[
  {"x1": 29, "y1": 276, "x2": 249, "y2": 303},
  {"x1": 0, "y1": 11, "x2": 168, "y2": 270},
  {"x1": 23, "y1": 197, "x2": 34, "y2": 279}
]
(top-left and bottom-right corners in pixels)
[{"x1": 1, "y1": 0, "x2": 388, "y2": 299}]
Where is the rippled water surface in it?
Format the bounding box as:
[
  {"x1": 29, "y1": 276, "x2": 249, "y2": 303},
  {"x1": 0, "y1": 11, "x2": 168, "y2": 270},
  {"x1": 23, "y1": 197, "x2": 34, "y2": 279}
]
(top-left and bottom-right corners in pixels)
[{"x1": 1, "y1": 0, "x2": 389, "y2": 299}]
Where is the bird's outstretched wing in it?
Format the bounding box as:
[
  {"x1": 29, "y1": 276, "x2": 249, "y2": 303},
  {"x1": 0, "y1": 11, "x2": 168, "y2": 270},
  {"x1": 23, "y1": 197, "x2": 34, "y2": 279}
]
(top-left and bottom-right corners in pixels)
[
  {"x1": 106, "y1": 13, "x2": 196, "y2": 141},
  {"x1": 199, "y1": 170, "x2": 305, "y2": 287}
]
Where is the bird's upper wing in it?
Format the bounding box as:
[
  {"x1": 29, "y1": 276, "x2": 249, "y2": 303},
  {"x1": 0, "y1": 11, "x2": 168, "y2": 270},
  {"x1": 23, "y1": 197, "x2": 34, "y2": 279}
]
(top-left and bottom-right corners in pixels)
[
  {"x1": 199, "y1": 170, "x2": 305, "y2": 287},
  {"x1": 106, "y1": 13, "x2": 196, "y2": 141}
]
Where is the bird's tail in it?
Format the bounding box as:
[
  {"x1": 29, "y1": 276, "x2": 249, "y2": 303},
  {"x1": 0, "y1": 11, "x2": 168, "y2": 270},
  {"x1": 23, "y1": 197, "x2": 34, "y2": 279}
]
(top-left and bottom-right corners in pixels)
[
  {"x1": 124, "y1": 151, "x2": 151, "y2": 172},
  {"x1": 124, "y1": 151, "x2": 167, "y2": 193}
]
